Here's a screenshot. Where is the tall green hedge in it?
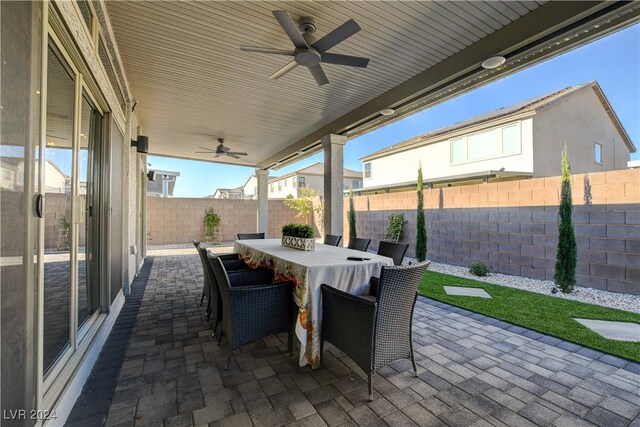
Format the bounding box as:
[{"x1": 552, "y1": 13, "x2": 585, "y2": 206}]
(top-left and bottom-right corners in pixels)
[{"x1": 554, "y1": 146, "x2": 577, "y2": 293}]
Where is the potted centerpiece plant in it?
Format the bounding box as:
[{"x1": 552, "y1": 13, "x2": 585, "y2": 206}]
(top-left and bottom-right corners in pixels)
[{"x1": 281, "y1": 223, "x2": 316, "y2": 251}]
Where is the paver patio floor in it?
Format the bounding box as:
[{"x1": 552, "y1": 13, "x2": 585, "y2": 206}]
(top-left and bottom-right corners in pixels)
[{"x1": 68, "y1": 250, "x2": 640, "y2": 427}]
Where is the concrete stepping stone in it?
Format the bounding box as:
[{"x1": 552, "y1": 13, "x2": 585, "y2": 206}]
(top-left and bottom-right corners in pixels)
[
  {"x1": 574, "y1": 318, "x2": 640, "y2": 342},
  {"x1": 443, "y1": 286, "x2": 492, "y2": 298}
]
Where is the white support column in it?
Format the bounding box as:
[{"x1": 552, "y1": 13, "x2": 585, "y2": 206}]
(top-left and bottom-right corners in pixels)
[
  {"x1": 256, "y1": 168, "x2": 269, "y2": 235},
  {"x1": 322, "y1": 134, "x2": 348, "y2": 237}
]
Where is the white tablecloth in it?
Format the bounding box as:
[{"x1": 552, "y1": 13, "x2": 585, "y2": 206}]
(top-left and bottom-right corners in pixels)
[{"x1": 233, "y1": 239, "x2": 394, "y2": 368}]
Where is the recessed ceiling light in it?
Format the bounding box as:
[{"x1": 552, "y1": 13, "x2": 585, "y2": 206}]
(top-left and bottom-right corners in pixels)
[
  {"x1": 481, "y1": 56, "x2": 506, "y2": 69},
  {"x1": 380, "y1": 108, "x2": 395, "y2": 116}
]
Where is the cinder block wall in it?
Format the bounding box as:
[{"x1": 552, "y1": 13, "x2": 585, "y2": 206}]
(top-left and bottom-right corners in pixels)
[
  {"x1": 146, "y1": 198, "x2": 307, "y2": 244},
  {"x1": 343, "y1": 169, "x2": 640, "y2": 294}
]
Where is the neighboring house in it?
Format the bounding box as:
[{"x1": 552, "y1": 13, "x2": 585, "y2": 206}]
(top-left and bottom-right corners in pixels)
[
  {"x1": 241, "y1": 175, "x2": 258, "y2": 199},
  {"x1": 45, "y1": 160, "x2": 69, "y2": 193},
  {"x1": 267, "y1": 162, "x2": 362, "y2": 199},
  {"x1": 217, "y1": 162, "x2": 363, "y2": 200},
  {"x1": 0, "y1": 157, "x2": 25, "y2": 191},
  {"x1": 359, "y1": 81, "x2": 635, "y2": 193},
  {"x1": 147, "y1": 169, "x2": 180, "y2": 197},
  {"x1": 211, "y1": 187, "x2": 244, "y2": 199}
]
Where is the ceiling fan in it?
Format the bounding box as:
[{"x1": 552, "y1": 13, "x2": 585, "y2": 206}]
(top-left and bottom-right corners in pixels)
[
  {"x1": 240, "y1": 10, "x2": 370, "y2": 87},
  {"x1": 195, "y1": 138, "x2": 247, "y2": 159}
]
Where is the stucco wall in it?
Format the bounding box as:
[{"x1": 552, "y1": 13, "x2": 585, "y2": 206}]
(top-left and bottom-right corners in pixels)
[
  {"x1": 363, "y1": 118, "x2": 535, "y2": 188},
  {"x1": 146, "y1": 198, "x2": 308, "y2": 244},
  {"x1": 343, "y1": 169, "x2": 640, "y2": 294},
  {"x1": 533, "y1": 87, "x2": 632, "y2": 177}
]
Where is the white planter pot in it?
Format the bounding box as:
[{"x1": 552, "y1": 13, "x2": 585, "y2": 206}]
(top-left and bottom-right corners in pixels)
[{"x1": 281, "y1": 235, "x2": 315, "y2": 251}]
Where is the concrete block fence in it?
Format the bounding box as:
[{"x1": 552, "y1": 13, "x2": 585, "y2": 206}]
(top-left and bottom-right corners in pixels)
[
  {"x1": 146, "y1": 197, "x2": 308, "y2": 245},
  {"x1": 342, "y1": 169, "x2": 640, "y2": 295}
]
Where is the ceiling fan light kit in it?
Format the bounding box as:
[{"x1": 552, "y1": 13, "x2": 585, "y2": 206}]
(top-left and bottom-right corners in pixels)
[{"x1": 240, "y1": 10, "x2": 370, "y2": 87}]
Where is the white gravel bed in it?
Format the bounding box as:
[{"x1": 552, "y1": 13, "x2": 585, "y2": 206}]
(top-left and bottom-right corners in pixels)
[{"x1": 407, "y1": 258, "x2": 640, "y2": 314}]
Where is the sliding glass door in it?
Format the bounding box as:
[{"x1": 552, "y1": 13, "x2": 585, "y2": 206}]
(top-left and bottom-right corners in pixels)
[
  {"x1": 43, "y1": 39, "x2": 105, "y2": 379},
  {"x1": 43, "y1": 43, "x2": 75, "y2": 374}
]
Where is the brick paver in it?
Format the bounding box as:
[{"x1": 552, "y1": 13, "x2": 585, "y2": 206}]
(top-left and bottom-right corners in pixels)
[{"x1": 69, "y1": 250, "x2": 640, "y2": 426}]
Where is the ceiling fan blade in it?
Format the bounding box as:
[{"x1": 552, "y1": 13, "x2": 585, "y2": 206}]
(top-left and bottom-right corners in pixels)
[
  {"x1": 308, "y1": 64, "x2": 329, "y2": 87},
  {"x1": 269, "y1": 60, "x2": 299, "y2": 80},
  {"x1": 321, "y1": 53, "x2": 370, "y2": 68},
  {"x1": 240, "y1": 46, "x2": 295, "y2": 56},
  {"x1": 312, "y1": 19, "x2": 361, "y2": 53},
  {"x1": 227, "y1": 154, "x2": 242, "y2": 159},
  {"x1": 273, "y1": 10, "x2": 308, "y2": 49},
  {"x1": 198, "y1": 146, "x2": 216, "y2": 151},
  {"x1": 226, "y1": 151, "x2": 248, "y2": 156}
]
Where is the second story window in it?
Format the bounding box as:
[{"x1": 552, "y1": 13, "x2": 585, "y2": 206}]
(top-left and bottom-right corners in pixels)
[
  {"x1": 299, "y1": 177, "x2": 306, "y2": 187},
  {"x1": 270, "y1": 183, "x2": 274, "y2": 192},
  {"x1": 278, "y1": 180, "x2": 282, "y2": 191},
  {"x1": 352, "y1": 180, "x2": 362, "y2": 189},
  {"x1": 595, "y1": 143, "x2": 603, "y2": 164},
  {"x1": 364, "y1": 162, "x2": 372, "y2": 179}
]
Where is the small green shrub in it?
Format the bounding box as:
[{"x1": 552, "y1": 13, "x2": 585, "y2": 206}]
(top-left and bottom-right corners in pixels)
[
  {"x1": 282, "y1": 223, "x2": 315, "y2": 239},
  {"x1": 469, "y1": 262, "x2": 492, "y2": 277},
  {"x1": 203, "y1": 207, "x2": 221, "y2": 242},
  {"x1": 385, "y1": 213, "x2": 406, "y2": 242}
]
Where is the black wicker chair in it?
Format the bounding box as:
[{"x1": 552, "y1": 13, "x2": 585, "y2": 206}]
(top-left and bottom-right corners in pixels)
[
  {"x1": 195, "y1": 244, "x2": 250, "y2": 320},
  {"x1": 237, "y1": 233, "x2": 265, "y2": 240},
  {"x1": 320, "y1": 261, "x2": 430, "y2": 401},
  {"x1": 324, "y1": 234, "x2": 342, "y2": 246},
  {"x1": 204, "y1": 251, "x2": 273, "y2": 336},
  {"x1": 209, "y1": 255, "x2": 294, "y2": 370},
  {"x1": 347, "y1": 237, "x2": 371, "y2": 252},
  {"x1": 377, "y1": 241, "x2": 409, "y2": 266},
  {"x1": 193, "y1": 240, "x2": 212, "y2": 308}
]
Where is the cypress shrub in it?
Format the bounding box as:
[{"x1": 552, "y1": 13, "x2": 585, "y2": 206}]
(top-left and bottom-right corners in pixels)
[
  {"x1": 554, "y1": 146, "x2": 577, "y2": 293},
  {"x1": 416, "y1": 163, "x2": 427, "y2": 262},
  {"x1": 348, "y1": 191, "x2": 357, "y2": 240}
]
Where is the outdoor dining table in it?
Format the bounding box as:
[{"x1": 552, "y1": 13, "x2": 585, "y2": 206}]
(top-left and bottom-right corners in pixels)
[{"x1": 233, "y1": 238, "x2": 394, "y2": 368}]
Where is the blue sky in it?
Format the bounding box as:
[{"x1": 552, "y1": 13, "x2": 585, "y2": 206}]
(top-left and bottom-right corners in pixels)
[{"x1": 149, "y1": 24, "x2": 639, "y2": 198}]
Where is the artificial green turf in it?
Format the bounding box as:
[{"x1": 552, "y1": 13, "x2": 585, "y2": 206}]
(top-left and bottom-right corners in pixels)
[{"x1": 418, "y1": 271, "x2": 640, "y2": 363}]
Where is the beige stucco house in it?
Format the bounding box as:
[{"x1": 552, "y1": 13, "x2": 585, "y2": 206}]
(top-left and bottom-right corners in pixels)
[
  {"x1": 359, "y1": 82, "x2": 635, "y2": 192},
  {"x1": 215, "y1": 163, "x2": 363, "y2": 199}
]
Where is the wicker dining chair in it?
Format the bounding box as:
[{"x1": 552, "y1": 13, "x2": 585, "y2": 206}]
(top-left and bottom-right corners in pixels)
[
  {"x1": 320, "y1": 261, "x2": 430, "y2": 401},
  {"x1": 209, "y1": 255, "x2": 294, "y2": 370},
  {"x1": 377, "y1": 241, "x2": 409, "y2": 266},
  {"x1": 347, "y1": 237, "x2": 371, "y2": 252},
  {"x1": 205, "y1": 251, "x2": 274, "y2": 336},
  {"x1": 195, "y1": 244, "x2": 250, "y2": 321},
  {"x1": 193, "y1": 240, "x2": 211, "y2": 308},
  {"x1": 237, "y1": 232, "x2": 265, "y2": 240},
  {"x1": 324, "y1": 234, "x2": 342, "y2": 246}
]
